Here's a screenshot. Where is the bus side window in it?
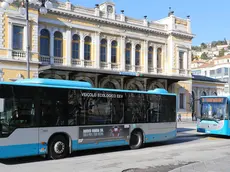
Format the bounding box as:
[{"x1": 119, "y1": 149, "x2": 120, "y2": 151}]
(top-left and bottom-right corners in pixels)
[{"x1": 226, "y1": 102, "x2": 229, "y2": 120}]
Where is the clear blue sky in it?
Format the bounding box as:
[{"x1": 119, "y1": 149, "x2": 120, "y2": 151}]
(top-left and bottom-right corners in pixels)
[{"x1": 66, "y1": 0, "x2": 230, "y2": 46}]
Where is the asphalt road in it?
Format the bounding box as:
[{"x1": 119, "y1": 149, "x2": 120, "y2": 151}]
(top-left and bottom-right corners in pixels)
[{"x1": 0, "y1": 122, "x2": 230, "y2": 172}]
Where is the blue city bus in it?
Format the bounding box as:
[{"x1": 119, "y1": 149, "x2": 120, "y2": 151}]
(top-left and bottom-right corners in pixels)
[
  {"x1": 197, "y1": 96, "x2": 229, "y2": 135},
  {"x1": 0, "y1": 78, "x2": 177, "y2": 159}
]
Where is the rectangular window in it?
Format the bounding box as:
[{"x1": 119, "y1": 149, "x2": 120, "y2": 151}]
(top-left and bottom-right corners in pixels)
[
  {"x1": 210, "y1": 70, "x2": 215, "y2": 76},
  {"x1": 84, "y1": 44, "x2": 91, "y2": 60},
  {"x1": 72, "y1": 43, "x2": 79, "y2": 59},
  {"x1": 224, "y1": 68, "x2": 228, "y2": 75},
  {"x1": 179, "y1": 93, "x2": 184, "y2": 109},
  {"x1": 13, "y1": 25, "x2": 24, "y2": 50},
  {"x1": 125, "y1": 50, "x2": 131, "y2": 64},
  {"x1": 71, "y1": 90, "x2": 124, "y2": 125},
  {"x1": 148, "y1": 53, "x2": 153, "y2": 67},
  {"x1": 100, "y1": 47, "x2": 106, "y2": 62},
  {"x1": 179, "y1": 51, "x2": 184, "y2": 69},
  {"x1": 0, "y1": 85, "x2": 37, "y2": 137},
  {"x1": 40, "y1": 37, "x2": 50, "y2": 56},
  {"x1": 216, "y1": 68, "x2": 222, "y2": 74},
  {"x1": 135, "y1": 52, "x2": 140, "y2": 66},
  {"x1": 111, "y1": 47, "x2": 116, "y2": 63},
  {"x1": 54, "y1": 40, "x2": 62, "y2": 57}
]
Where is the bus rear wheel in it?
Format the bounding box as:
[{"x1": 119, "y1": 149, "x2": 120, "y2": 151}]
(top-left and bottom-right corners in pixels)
[
  {"x1": 48, "y1": 135, "x2": 69, "y2": 160},
  {"x1": 129, "y1": 131, "x2": 143, "y2": 149}
]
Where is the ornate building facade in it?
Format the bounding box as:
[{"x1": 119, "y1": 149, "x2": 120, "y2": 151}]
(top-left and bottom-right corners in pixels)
[{"x1": 0, "y1": 1, "x2": 194, "y2": 117}]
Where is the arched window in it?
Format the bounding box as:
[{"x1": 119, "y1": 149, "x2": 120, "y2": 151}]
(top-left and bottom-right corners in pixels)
[
  {"x1": 125, "y1": 43, "x2": 131, "y2": 65},
  {"x1": 202, "y1": 91, "x2": 206, "y2": 96},
  {"x1": 40, "y1": 29, "x2": 50, "y2": 56},
  {"x1": 148, "y1": 46, "x2": 153, "y2": 67},
  {"x1": 72, "y1": 34, "x2": 80, "y2": 59},
  {"x1": 100, "y1": 39, "x2": 107, "y2": 62},
  {"x1": 111, "y1": 40, "x2": 117, "y2": 63},
  {"x1": 157, "y1": 48, "x2": 162, "y2": 68},
  {"x1": 84, "y1": 36, "x2": 91, "y2": 60},
  {"x1": 104, "y1": 81, "x2": 116, "y2": 89},
  {"x1": 54, "y1": 31, "x2": 63, "y2": 57},
  {"x1": 135, "y1": 44, "x2": 141, "y2": 66}
]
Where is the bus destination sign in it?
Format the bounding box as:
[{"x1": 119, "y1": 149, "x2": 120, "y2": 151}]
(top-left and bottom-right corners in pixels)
[{"x1": 202, "y1": 97, "x2": 225, "y2": 103}]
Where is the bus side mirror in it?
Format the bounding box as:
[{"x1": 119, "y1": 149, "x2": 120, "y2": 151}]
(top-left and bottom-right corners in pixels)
[{"x1": 0, "y1": 99, "x2": 4, "y2": 113}]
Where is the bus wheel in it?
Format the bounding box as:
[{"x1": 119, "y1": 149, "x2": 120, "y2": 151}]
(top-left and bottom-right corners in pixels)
[
  {"x1": 48, "y1": 135, "x2": 69, "y2": 160},
  {"x1": 129, "y1": 131, "x2": 143, "y2": 149}
]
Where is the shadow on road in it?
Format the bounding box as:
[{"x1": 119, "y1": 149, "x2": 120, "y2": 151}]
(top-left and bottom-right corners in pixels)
[{"x1": 177, "y1": 127, "x2": 195, "y2": 132}]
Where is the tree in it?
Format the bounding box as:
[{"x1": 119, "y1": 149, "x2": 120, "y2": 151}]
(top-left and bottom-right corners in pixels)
[
  {"x1": 200, "y1": 43, "x2": 207, "y2": 49},
  {"x1": 192, "y1": 46, "x2": 201, "y2": 51},
  {"x1": 200, "y1": 52, "x2": 208, "y2": 59},
  {"x1": 219, "y1": 48, "x2": 225, "y2": 57}
]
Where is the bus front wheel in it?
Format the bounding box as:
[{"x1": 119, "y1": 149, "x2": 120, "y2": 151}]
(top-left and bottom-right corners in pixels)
[
  {"x1": 48, "y1": 135, "x2": 69, "y2": 160},
  {"x1": 129, "y1": 130, "x2": 143, "y2": 149}
]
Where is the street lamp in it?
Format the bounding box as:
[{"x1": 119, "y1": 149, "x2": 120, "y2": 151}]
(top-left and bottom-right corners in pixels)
[{"x1": 1, "y1": 0, "x2": 53, "y2": 79}]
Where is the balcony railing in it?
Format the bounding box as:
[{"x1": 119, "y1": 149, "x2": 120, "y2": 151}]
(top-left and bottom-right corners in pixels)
[
  {"x1": 54, "y1": 57, "x2": 63, "y2": 65},
  {"x1": 100, "y1": 62, "x2": 108, "y2": 69},
  {"x1": 125, "y1": 65, "x2": 132, "y2": 71},
  {"x1": 40, "y1": 55, "x2": 50, "y2": 64},
  {"x1": 111, "y1": 63, "x2": 119, "y2": 70},
  {"x1": 72, "y1": 59, "x2": 81, "y2": 66},
  {"x1": 157, "y1": 68, "x2": 163, "y2": 74},
  {"x1": 84, "y1": 60, "x2": 94, "y2": 67},
  {"x1": 12, "y1": 50, "x2": 26, "y2": 60},
  {"x1": 179, "y1": 69, "x2": 186, "y2": 75},
  {"x1": 148, "y1": 67, "x2": 156, "y2": 73},
  {"x1": 135, "y1": 66, "x2": 142, "y2": 72}
]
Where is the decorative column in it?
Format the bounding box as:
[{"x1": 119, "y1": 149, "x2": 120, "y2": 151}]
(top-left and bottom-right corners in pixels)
[
  {"x1": 80, "y1": 33, "x2": 85, "y2": 67},
  {"x1": 8, "y1": 22, "x2": 13, "y2": 58},
  {"x1": 107, "y1": 38, "x2": 111, "y2": 69},
  {"x1": 183, "y1": 51, "x2": 188, "y2": 75},
  {"x1": 153, "y1": 44, "x2": 157, "y2": 73},
  {"x1": 120, "y1": 36, "x2": 126, "y2": 71},
  {"x1": 50, "y1": 29, "x2": 54, "y2": 64},
  {"x1": 66, "y1": 28, "x2": 72, "y2": 66},
  {"x1": 144, "y1": 40, "x2": 148, "y2": 73},
  {"x1": 131, "y1": 41, "x2": 135, "y2": 71},
  {"x1": 95, "y1": 32, "x2": 100, "y2": 68}
]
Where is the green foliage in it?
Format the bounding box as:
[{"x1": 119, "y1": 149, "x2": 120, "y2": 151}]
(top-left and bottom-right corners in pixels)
[
  {"x1": 219, "y1": 48, "x2": 225, "y2": 57},
  {"x1": 211, "y1": 39, "x2": 228, "y2": 47},
  {"x1": 192, "y1": 46, "x2": 201, "y2": 51},
  {"x1": 200, "y1": 43, "x2": 207, "y2": 49},
  {"x1": 200, "y1": 52, "x2": 208, "y2": 59}
]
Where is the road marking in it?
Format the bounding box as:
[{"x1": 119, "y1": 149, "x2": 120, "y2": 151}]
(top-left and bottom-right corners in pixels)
[{"x1": 206, "y1": 137, "x2": 225, "y2": 140}]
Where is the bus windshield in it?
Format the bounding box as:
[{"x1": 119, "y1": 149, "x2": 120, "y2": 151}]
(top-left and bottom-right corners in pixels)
[{"x1": 201, "y1": 102, "x2": 226, "y2": 121}]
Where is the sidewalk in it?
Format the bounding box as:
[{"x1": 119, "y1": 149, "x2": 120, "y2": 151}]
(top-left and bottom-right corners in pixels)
[{"x1": 170, "y1": 156, "x2": 230, "y2": 172}]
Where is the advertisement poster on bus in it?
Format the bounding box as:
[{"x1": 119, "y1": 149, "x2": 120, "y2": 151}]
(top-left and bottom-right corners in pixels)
[{"x1": 78, "y1": 125, "x2": 130, "y2": 144}]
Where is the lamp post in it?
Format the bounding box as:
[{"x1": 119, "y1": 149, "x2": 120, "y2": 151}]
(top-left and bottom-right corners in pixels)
[{"x1": 1, "y1": 0, "x2": 53, "y2": 79}]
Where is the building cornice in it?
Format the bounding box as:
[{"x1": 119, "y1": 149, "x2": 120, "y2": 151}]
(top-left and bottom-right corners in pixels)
[
  {"x1": 170, "y1": 31, "x2": 195, "y2": 40},
  {"x1": 47, "y1": 8, "x2": 169, "y2": 37}
]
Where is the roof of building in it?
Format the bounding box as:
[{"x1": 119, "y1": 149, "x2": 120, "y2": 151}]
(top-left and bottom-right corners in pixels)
[{"x1": 192, "y1": 74, "x2": 226, "y2": 83}]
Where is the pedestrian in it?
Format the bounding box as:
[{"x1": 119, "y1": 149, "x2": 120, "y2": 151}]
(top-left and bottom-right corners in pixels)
[{"x1": 178, "y1": 114, "x2": 182, "y2": 122}]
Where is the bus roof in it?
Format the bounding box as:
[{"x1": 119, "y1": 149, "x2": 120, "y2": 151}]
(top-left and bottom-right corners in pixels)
[{"x1": 0, "y1": 78, "x2": 176, "y2": 96}]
